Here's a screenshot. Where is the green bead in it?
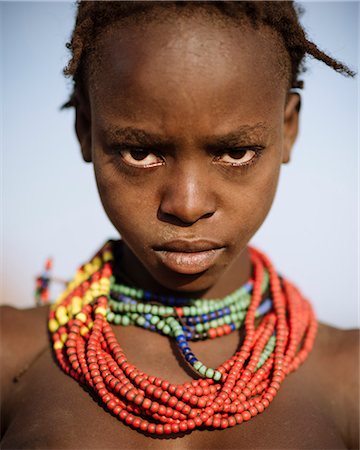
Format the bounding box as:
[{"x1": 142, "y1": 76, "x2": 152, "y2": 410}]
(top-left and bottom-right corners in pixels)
[
  {"x1": 193, "y1": 361, "x2": 202, "y2": 371},
  {"x1": 202, "y1": 304, "x2": 209, "y2": 314},
  {"x1": 106, "y1": 312, "x2": 115, "y2": 322},
  {"x1": 162, "y1": 324, "x2": 171, "y2": 334},
  {"x1": 158, "y1": 306, "x2": 166, "y2": 316},
  {"x1": 157, "y1": 320, "x2": 165, "y2": 330},
  {"x1": 213, "y1": 371, "x2": 222, "y2": 381},
  {"x1": 190, "y1": 306, "x2": 197, "y2": 316},
  {"x1": 122, "y1": 315, "x2": 130, "y2": 326},
  {"x1": 144, "y1": 304, "x2": 152, "y2": 314},
  {"x1": 198, "y1": 365, "x2": 207, "y2": 376},
  {"x1": 136, "y1": 303, "x2": 144, "y2": 313},
  {"x1": 165, "y1": 307, "x2": 174, "y2": 315},
  {"x1": 150, "y1": 316, "x2": 160, "y2": 325},
  {"x1": 205, "y1": 368, "x2": 214, "y2": 378},
  {"x1": 195, "y1": 323, "x2": 203, "y2": 333},
  {"x1": 136, "y1": 316, "x2": 146, "y2": 326},
  {"x1": 114, "y1": 314, "x2": 121, "y2": 325}
]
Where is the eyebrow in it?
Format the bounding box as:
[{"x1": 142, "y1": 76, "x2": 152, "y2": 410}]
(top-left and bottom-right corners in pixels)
[
  {"x1": 103, "y1": 126, "x2": 169, "y2": 146},
  {"x1": 206, "y1": 123, "x2": 267, "y2": 147},
  {"x1": 102, "y1": 122, "x2": 267, "y2": 147}
]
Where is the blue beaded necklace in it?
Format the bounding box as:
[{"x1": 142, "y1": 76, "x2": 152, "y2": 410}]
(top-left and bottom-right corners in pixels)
[{"x1": 107, "y1": 268, "x2": 273, "y2": 380}]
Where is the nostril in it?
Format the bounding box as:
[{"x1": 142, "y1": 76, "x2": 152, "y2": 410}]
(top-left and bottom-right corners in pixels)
[
  {"x1": 202, "y1": 212, "x2": 214, "y2": 219},
  {"x1": 157, "y1": 209, "x2": 214, "y2": 227}
]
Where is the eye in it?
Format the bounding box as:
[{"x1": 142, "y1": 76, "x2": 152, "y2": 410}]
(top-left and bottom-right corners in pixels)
[
  {"x1": 214, "y1": 148, "x2": 260, "y2": 166},
  {"x1": 118, "y1": 148, "x2": 164, "y2": 168}
]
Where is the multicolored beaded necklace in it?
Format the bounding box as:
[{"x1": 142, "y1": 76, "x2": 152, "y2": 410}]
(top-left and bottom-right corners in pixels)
[{"x1": 49, "y1": 240, "x2": 317, "y2": 436}]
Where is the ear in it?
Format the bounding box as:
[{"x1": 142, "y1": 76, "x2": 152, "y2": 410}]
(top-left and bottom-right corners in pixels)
[
  {"x1": 282, "y1": 92, "x2": 301, "y2": 164},
  {"x1": 74, "y1": 89, "x2": 92, "y2": 163}
]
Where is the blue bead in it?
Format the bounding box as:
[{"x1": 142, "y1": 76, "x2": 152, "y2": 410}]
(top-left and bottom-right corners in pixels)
[
  {"x1": 210, "y1": 312, "x2": 216, "y2": 320},
  {"x1": 257, "y1": 298, "x2": 272, "y2": 316},
  {"x1": 145, "y1": 314, "x2": 152, "y2": 320},
  {"x1": 244, "y1": 281, "x2": 252, "y2": 292},
  {"x1": 195, "y1": 316, "x2": 201, "y2": 324},
  {"x1": 224, "y1": 307, "x2": 231, "y2": 315},
  {"x1": 176, "y1": 335, "x2": 185, "y2": 342},
  {"x1": 144, "y1": 291, "x2": 152, "y2": 300},
  {"x1": 230, "y1": 323, "x2": 236, "y2": 331},
  {"x1": 179, "y1": 342, "x2": 188, "y2": 350},
  {"x1": 217, "y1": 310, "x2": 224, "y2": 318},
  {"x1": 201, "y1": 314, "x2": 208, "y2": 321},
  {"x1": 189, "y1": 357, "x2": 197, "y2": 365}
]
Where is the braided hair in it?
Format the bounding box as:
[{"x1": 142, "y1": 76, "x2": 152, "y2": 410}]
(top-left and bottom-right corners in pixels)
[{"x1": 62, "y1": 1, "x2": 355, "y2": 108}]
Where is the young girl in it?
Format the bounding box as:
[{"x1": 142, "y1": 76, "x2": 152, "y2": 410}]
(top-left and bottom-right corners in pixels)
[{"x1": 1, "y1": 2, "x2": 358, "y2": 449}]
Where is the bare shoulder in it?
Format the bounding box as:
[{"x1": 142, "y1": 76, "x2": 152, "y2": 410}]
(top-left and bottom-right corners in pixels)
[
  {"x1": 0, "y1": 305, "x2": 49, "y2": 389},
  {"x1": 314, "y1": 321, "x2": 359, "y2": 449}
]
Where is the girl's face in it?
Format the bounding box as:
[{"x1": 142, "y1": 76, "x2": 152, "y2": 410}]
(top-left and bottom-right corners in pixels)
[{"x1": 77, "y1": 14, "x2": 299, "y2": 295}]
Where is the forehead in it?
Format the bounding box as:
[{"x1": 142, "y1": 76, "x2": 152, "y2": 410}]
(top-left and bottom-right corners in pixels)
[{"x1": 87, "y1": 13, "x2": 289, "y2": 136}]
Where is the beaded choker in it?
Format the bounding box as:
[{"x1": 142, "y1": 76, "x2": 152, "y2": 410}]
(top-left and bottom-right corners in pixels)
[{"x1": 49, "y1": 240, "x2": 317, "y2": 436}]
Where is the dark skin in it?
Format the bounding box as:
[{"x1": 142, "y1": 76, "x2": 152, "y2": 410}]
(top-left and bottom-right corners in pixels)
[{"x1": 1, "y1": 13, "x2": 359, "y2": 449}]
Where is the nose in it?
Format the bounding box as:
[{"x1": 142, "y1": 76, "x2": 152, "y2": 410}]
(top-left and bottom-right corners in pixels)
[{"x1": 158, "y1": 164, "x2": 216, "y2": 226}]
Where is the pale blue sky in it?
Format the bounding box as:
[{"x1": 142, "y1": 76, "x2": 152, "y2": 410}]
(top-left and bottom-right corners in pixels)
[{"x1": 1, "y1": 2, "x2": 358, "y2": 328}]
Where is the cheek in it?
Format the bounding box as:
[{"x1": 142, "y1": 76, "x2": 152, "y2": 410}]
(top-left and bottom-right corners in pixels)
[
  {"x1": 224, "y1": 155, "x2": 282, "y2": 244},
  {"x1": 93, "y1": 157, "x2": 159, "y2": 242}
]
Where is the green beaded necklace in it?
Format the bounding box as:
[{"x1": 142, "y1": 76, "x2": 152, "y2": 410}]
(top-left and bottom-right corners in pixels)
[{"x1": 107, "y1": 269, "x2": 273, "y2": 380}]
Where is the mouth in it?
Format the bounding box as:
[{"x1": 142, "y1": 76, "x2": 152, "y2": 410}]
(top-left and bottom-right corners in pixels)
[{"x1": 153, "y1": 240, "x2": 225, "y2": 275}]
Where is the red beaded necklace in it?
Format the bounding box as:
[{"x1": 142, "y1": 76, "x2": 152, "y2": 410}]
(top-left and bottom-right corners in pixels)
[{"x1": 49, "y1": 240, "x2": 317, "y2": 435}]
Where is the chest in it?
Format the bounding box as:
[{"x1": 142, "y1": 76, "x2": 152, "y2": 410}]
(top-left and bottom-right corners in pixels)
[{"x1": 2, "y1": 344, "x2": 346, "y2": 450}]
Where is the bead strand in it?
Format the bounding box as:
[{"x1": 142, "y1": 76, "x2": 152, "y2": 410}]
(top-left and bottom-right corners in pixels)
[{"x1": 49, "y1": 240, "x2": 317, "y2": 436}]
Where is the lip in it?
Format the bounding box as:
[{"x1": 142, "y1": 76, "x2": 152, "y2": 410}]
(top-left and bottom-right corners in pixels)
[{"x1": 153, "y1": 240, "x2": 225, "y2": 275}]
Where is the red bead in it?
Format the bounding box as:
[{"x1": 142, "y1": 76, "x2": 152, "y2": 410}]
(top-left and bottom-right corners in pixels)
[
  {"x1": 213, "y1": 417, "x2": 221, "y2": 428},
  {"x1": 142, "y1": 398, "x2": 151, "y2": 409}
]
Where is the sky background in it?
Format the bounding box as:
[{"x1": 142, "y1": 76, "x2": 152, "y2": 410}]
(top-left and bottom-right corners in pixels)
[{"x1": 1, "y1": 1, "x2": 359, "y2": 328}]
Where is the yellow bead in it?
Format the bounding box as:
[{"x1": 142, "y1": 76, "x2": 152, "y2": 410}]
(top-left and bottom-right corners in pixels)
[
  {"x1": 95, "y1": 306, "x2": 106, "y2": 316},
  {"x1": 92, "y1": 256, "x2": 101, "y2": 268},
  {"x1": 48, "y1": 319, "x2": 59, "y2": 333},
  {"x1": 58, "y1": 315, "x2": 68, "y2": 326},
  {"x1": 100, "y1": 277, "x2": 110, "y2": 286},
  {"x1": 103, "y1": 251, "x2": 113, "y2": 262},
  {"x1": 84, "y1": 292, "x2": 93, "y2": 304},
  {"x1": 53, "y1": 341, "x2": 63, "y2": 350},
  {"x1": 76, "y1": 312, "x2": 87, "y2": 323},
  {"x1": 88, "y1": 321, "x2": 94, "y2": 329},
  {"x1": 84, "y1": 263, "x2": 93, "y2": 274},
  {"x1": 92, "y1": 290, "x2": 100, "y2": 298},
  {"x1": 60, "y1": 333, "x2": 68, "y2": 343},
  {"x1": 55, "y1": 306, "x2": 67, "y2": 321},
  {"x1": 71, "y1": 296, "x2": 82, "y2": 315},
  {"x1": 80, "y1": 326, "x2": 89, "y2": 336},
  {"x1": 91, "y1": 282, "x2": 100, "y2": 291}
]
